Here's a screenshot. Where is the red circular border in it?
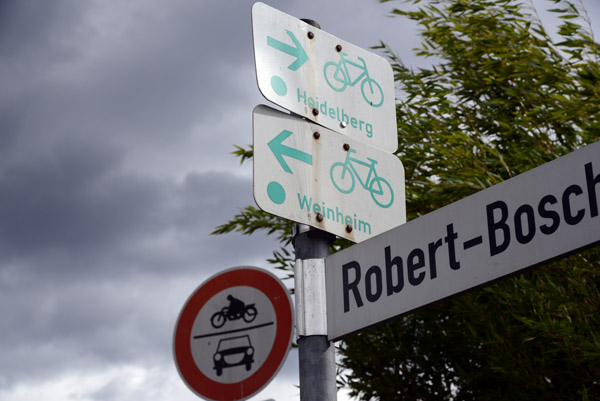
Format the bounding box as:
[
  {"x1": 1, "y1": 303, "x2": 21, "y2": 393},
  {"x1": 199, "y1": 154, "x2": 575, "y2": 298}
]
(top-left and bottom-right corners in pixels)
[{"x1": 173, "y1": 267, "x2": 293, "y2": 401}]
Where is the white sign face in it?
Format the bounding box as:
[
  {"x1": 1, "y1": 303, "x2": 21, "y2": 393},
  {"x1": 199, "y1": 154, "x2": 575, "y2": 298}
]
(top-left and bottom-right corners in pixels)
[
  {"x1": 326, "y1": 141, "x2": 600, "y2": 341},
  {"x1": 173, "y1": 267, "x2": 293, "y2": 401},
  {"x1": 190, "y1": 286, "x2": 276, "y2": 384},
  {"x1": 252, "y1": 2, "x2": 398, "y2": 153},
  {"x1": 253, "y1": 105, "x2": 406, "y2": 243}
]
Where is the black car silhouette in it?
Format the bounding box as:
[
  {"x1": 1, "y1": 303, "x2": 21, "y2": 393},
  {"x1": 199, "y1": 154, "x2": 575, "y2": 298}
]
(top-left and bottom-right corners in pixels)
[{"x1": 213, "y1": 335, "x2": 255, "y2": 376}]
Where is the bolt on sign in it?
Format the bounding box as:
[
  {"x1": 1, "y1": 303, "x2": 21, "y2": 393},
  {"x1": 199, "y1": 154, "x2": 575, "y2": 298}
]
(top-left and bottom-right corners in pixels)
[{"x1": 252, "y1": 2, "x2": 398, "y2": 153}]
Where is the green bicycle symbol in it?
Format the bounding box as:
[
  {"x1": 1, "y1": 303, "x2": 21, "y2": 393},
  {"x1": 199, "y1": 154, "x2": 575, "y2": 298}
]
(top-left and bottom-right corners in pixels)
[
  {"x1": 323, "y1": 52, "x2": 384, "y2": 108},
  {"x1": 330, "y1": 147, "x2": 394, "y2": 208}
]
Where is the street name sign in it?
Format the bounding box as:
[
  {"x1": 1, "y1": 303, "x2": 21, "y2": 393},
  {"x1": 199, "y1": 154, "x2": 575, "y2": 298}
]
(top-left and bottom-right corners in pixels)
[
  {"x1": 325, "y1": 141, "x2": 600, "y2": 341},
  {"x1": 252, "y1": 2, "x2": 398, "y2": 153},
  {"x1": 253, "y1": 104, "x2": 406, "y2": 243},
  {"x1": 173, "y1": 267, "x2": 293, "y2": 401}
]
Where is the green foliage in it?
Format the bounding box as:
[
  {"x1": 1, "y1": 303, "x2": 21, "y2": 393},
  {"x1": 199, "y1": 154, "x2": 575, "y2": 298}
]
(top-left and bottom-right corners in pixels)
[
  {"x1": 231, "y1": 144, "x2": 254, "y2": 165},
  {"x1": 215, "y1": 0, "x2": 600, "y2": 399},
  {"x1": 385, "y1": 0, "x2": 599, "y2": 220}
]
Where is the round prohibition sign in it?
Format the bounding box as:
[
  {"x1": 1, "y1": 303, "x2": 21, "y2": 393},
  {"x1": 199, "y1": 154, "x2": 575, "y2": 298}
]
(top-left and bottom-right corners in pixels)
[{"x1": 173, "y1": 266, "x2": 293, "y2": 401}]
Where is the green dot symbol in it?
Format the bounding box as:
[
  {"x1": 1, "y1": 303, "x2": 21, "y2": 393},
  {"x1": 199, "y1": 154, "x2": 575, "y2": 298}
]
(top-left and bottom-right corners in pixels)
[
  {"x1": 267, "y1": 181, "x2": 286, "y2": 205},
  {"x1": 271, "y1": 76, "x2": 287, "y2": 96}
]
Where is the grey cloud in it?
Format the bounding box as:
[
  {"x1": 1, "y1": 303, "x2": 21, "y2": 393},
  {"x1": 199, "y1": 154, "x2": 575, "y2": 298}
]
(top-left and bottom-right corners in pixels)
[
  {"x1": 0, "y1": 134, "x2": 160, "y2": 258},
  {"x1": 0, "y1": 0, "x2": 87, "y2": 60},
  {"x1": 0, "y1": 144, "x2": 265, "y2": 276},
  {"x1": 0, "y1": 0, "x2": 260, "y2": 159},
  {"x1": 0, "y1": 247, "x2": 280, "y2": 386}
]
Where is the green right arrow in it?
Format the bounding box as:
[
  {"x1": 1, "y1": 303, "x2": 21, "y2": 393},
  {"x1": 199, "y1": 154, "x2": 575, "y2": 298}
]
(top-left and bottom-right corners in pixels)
[
  {"x1": 267, "y1": 30, "x2": 309, "y2": 71},
  {"x1": 268, "y1": 130, "x2": 313, "y2": 173}
]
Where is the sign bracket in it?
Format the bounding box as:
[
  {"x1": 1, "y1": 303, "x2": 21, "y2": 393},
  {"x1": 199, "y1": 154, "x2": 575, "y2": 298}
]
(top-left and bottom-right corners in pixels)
[{"x1": 295, "y1": 258, "x2": 327, "y2": 336}]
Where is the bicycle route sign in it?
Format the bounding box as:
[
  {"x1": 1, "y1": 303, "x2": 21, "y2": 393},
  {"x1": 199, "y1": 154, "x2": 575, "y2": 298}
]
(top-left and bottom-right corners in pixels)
[
  {"x1": 253, "y1": 104, "x2": 406, "y2": 243},
  {"x1": 252, "y1": 2, "x2": 398, "y2": 153},
  {"x1": 325, "y1": 141, "x2": 600, "y2": 341},
  {"x1": 173, "y1": 266, "x2": 293, "y2": 401}
]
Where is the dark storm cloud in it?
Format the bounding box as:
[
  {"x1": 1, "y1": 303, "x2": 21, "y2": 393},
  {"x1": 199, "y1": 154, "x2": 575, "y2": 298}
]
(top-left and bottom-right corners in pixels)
[
  {"x1": 0, "y1": 135, "x2": 144, "y2": 256},
  {"x1": 0, "y1": 0, "x2": 266, "y2": 266},
  {"x1": 0, "y1": 166, "x2": 277, "y2": 385},
  {"x1": 0, "y1": 0, "x2": 86, "y2": 60},
  {"x1": 0, "y1": 0, "x2": 261, "y2": 163},
  {"x1": 0, "y1": 143, "x2": 264, "y2": 276}
]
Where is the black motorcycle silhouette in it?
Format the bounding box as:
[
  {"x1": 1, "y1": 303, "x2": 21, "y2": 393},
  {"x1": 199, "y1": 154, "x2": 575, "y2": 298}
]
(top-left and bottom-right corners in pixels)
[{"x1": 210, "y1": 295, "x2": 258, "y2": 328}]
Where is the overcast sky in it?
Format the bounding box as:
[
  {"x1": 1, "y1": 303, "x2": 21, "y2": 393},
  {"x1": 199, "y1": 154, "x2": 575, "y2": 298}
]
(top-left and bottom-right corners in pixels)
[{"x1": 1, "y1": 1, "x2": 598, "y2": 400}]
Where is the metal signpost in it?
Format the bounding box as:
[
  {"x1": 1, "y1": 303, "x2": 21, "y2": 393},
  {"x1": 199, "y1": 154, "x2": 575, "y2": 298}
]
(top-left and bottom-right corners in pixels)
[
  {"x1": 253, "y1": 104, "x2": 406, "y2": 243},
  {"x1": 325, "y1": 141, "x2": 600, "y2": 341},
  {"x1": 251, "y1": 3, "x2": 402, "y2": 400},
  {"x1": 252, "y1": 2, "x2": 398, "y2": 153},
  {"x1": 173, "y1": 267, "x2": 293, "y2": 401}
]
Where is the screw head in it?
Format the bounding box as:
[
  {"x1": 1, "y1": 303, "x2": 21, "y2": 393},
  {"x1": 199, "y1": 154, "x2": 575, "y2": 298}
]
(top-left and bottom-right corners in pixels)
[
  {"x1": 343, "y1": 143, "x2": 350, "y2": 151},
  {"x1": 312, "y1": 108, "x2": 319, "y2": 116},
  {"x1": 340, "y1": 121, "x2": 347, "y2": 128},
  {"x1": 313, "y1": 131, "x2": 320, "y2": 139},
  {"x1": 346, "y1": 225, "x2": 353, "y2": 233},
  {"x1": 316, "y1": 213, "x2": 324, "y2": 222},
  {"x1": 336, "y1": 44, "x2": 343, "y2": 52},
  {"x1": 307, "y1": 31, "x2": 314, "y2": 39}
]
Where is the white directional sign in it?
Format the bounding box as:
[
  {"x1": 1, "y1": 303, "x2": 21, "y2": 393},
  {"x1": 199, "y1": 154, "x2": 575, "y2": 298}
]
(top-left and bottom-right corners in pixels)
[
  {"x1": 325, "y1": 141, "x2": 600, "y2": 341},
  {"x1": 252, "y1": 2, "x2": 398, "y2": 153},
  {"x1": 253, "y1": 104, "x2": 405, "y2": 243}
]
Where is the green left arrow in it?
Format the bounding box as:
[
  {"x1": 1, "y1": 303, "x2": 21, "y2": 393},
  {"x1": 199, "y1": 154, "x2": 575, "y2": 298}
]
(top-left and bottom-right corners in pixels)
[
  {"x1": 268, "y1": 130, "x2": 313, "y2": 173},
  {"x1": 267, "y1": 30, "x2": 308, "y2": 71}
]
